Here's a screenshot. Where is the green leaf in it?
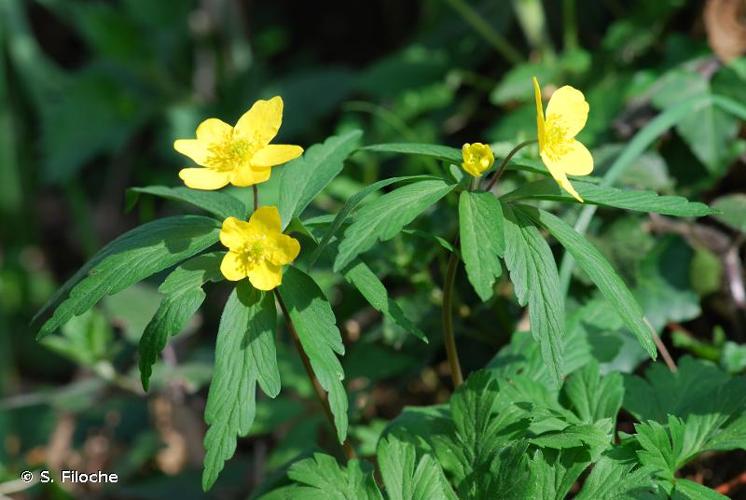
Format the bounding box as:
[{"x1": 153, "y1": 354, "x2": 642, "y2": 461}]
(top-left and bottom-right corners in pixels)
[
  {"x1": 139, "y1": 288, "x2": 205, "y2": 390},
  {"x1": 459, "y1": 191, "x2": 505, "y2": 301},
  {"x1": 342, "y1": 259, "x2": 428, "y2": 343},
  {"x1": 333, "y1": 179, "x2": 455, "y2": 272},
  {"x1": 139, "y1": 253, "x2": 223, "y2": 390},
  {"x1": 34, "y1": 215, "x2": 220, "y2": 338},
  {"x1": 561, "y1": 361, "x2": 624, "y2": 425},
  {"x1": 504, "y1": 178, "x2": 715, "y2": 217},
  {"x1": 502, "y1": 204, "x2": 565, "y2": 385},
  {"x1": 527, "y1": 448, "x2": 594, "y2": 500},
  {"x1": 279, "y1": 130, "x2": 362, "y2": 228},
  {"x1": 362, "y1": 143, "x2": 462, "y2": 163},
  {"x1": 712, "y1": 194, "x2": 746, "y2": 232},
  {"x1": 127, "y1": 185, "x2": 247, "y2": 220},
  {"x1": 435, "y1": 371, "x2": 532, "y2": 498},
  {"x1": 285, "y1": 453, "x2": 382, "y2": 500},
  {"x1": 377, "y1": 437, "x2": 456, "y2": 500},
  {"x1": 673, "y1": 479, "x2": 729, "y2": 500},
  {"x1": 575, "y1": 451, "x2": 657, "y2": 499},
  {"x1": 278, "y1": 266, "x2": 348, "y2": 442},
  {"x1": 310, "y1": 175, "x2": 438, "y2": 266},
  {"x1": 524, "y1": 206, "x2": 657, "y2": 359},
  {"x1": 202, "y1": 285, "x2": 279, "y2": 490}
]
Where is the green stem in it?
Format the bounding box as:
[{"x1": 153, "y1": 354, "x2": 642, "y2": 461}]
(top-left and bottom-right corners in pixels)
[
  {"x1": 275, "y1": 291, "x2": 356, "y2": 460},
  {"x1": 252, "y1": 185, "x2": 259, "y2": 211},
  {"x1": 442, "y1": 249, "x2": 464, "y2": 388},
  {"x1": 444, "y1": 0, "x2": 523, "y2": 64},
  {"x1": 483, "y1": 140, "x2": 537, "y2": 192}
]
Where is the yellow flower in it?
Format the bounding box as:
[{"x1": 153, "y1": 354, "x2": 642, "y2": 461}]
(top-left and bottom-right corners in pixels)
[
  {"x1": 219, "y1": 206, "x2": 300, "y2": 291},
  {"x1": 461, "y1": 143, "x2": 495, "y2": 177},
  {"x1": 532, "y1": 77, "x2": 593, "y2": 202},
  {"x1": 174, "y1": 96, "x2": 303, "y2": 190}
]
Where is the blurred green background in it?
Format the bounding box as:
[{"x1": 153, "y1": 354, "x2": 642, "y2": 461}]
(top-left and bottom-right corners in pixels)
[{"x1": 1, "y1": 0, "x2": 745, "y2": 497}]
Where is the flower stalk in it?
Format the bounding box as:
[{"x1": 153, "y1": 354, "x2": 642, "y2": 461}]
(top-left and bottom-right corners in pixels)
[
  {"x1": 275, "y1": 291, "x2": 357, "y2": 460},
  {"x1": 442, "y1": 247, "x2": 464, "y2": 388}
]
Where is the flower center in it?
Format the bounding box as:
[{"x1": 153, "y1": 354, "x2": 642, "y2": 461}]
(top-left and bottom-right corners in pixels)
[
  {"x1": 542, "y1": 115, "x2": 572, "y2": 161},
  {"x1": 206, "y1": 133, "x2": 255, "y2": 172},
  {"x1": 236, "y1": 237, "x2": 267, "y2": 271}
]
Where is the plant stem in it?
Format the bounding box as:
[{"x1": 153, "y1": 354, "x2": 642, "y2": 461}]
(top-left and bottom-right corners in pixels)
[
  {"x1": 442, "y1": 249, "x2": 464, "y2": 388},
  {"x1": 443, "y1": 0, "x2": 522, "y2": 64},
  {"x1": 252, "y1": 185, "x2": 259, "y2": 211},
  {"x1": 483, "y1": 139, "x2": 537, "y2": 192},
  {"x1": 645, "y1": 318, "x2": 677, "y2": 372},
  {"x1": 275, "y1": 291, "x2": 356, "y2": 460}
]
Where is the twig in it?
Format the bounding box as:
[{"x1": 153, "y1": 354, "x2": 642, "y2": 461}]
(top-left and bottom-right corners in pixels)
[
  {"x1": 646, "y1": 318, "x2": 677, "y2": 372},
  {"x1": 275, "y1": 291, "x2": 356, "y2": 460},
  {"x1": 442, "y1": 250, "x2": 464, "y2": 387},
  {"x1": 716, "y1": 470, "x2": 746, "y2": 496},
  {"x1": 483, "y1": 140, "x2": 537, "y2": 192}
]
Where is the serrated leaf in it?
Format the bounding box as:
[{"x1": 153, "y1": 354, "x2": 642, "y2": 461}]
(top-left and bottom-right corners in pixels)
[
  {"x1": 202, "y1": 285, "x2": 278, "y2": 490},
  {"x1": 458, "y1": 191, "x2": 505, "y2": 301},
  {"x1": 561, "y1": 361, "x2": 624, "y2": 425},
  {"x1": 377, "y1": 437, "x2": 456, "y2": 500},
  {"x1": 127, "y1": 185, "x2": 247, "y2": 220},
  {"x1": 139, "y1": 253, "x2": 224, "y2": 390},
  {"x1": 278, "y1": 266, "x2": 348, "y2": 442},
  {"x1": 575, "y1": 451, "x2": 657, "y2": 499},
  {"x1": 504, "y1": 178, "x2": 716, "y2": 217},
  {"x1": 523, "y1": 206, "x2": 658, "y2": 359},
  {"x1": 527, "y1": 448, "x2": 594, "y2": 500},
  {"x1": 530, "y1": 420, "x2": 613, "y2": 452},
  {"x1": 362, "y1": 143, "x2": 462, "y2": 163},
  {"x1": 342, "y1": 259, "x2": 428, "y2": 343},
  {"x1": 435, "y1": 371, "x2": 532, "y2": 498},
  {"x1": 333, "y1": 179, "x2": 455, "y2": 272},
  {"x1": 279, "y1": 130, "x2": 362, "y2": 228},
  {"x1": 310, "y1": 175, "x2": 438, "y2": 266},
  {"x1": 672, "y1": 479, "x2": 729, "y2": 499},
  {"x1": 502, "y1": 204, "x2": 565, "y2": 385},
  {"x1": 139, "y1": 287, "x2": 205, "y2": 390},
  {"x1": 286, "y1": 453, "x2": 382, "y2": 500},
  {"x1": 34, "y1": 216, "x2": 220, "y2": 338}
]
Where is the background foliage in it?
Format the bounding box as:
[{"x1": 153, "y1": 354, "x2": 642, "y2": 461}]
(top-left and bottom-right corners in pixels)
[{"x1": 1, "y1": 0, "x2": 745, "y2": 498}]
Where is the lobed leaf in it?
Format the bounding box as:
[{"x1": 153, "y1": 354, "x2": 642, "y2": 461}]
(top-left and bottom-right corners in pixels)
[
  {"x1": 333, "y1": 179, "x2": 455, "y2": 272},
  {"x1": 458, "y1": 191, "x2": 505, "y2": 302},
  {"x1": 127, "y1": 185, "x2": 247, "y2": 220},
  {"x1": 278, "y1": 266, "x2": 348, "y2": 442},
  {"x1": 377, "y1": 437, "x2": 456, "y2": 500},
  {"x1": 34, "y1": 215, "x2": 220, "y2": 339},
  {"x1": 286, "y1": 453, "x2": 382, "y2": 500},
  {"x1": 362, "y1": 143, "x2": 462, "y2": 163},
  {"x1": 202, "y1": 285, "x2": 279, "y2": 490},
  {"x1": 279, "y1": 130, "x2": 362, "y2": 228},
  {"x1": 504, "y1": 178, "x2": 716, "y2": 217},
  {"x1": 522, "y1": 206, "x2": 658, "y2": 359},
  {"x1": 502, "y1": 204, "x2": 565, "y2": 385}
]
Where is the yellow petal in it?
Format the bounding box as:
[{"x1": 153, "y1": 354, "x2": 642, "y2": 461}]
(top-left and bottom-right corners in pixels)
[
  {"x1": 229, "y1": 165, "x2": 272, "y2": 187},
  {"x1": 196, "y1": 118, "x2": 233, "y2": 141},
  {"x1": 174, "y1": 139, "x2": 208, "y2": 165},
  {"x1": 541, "y1": 150, "x2": 593, "y2": 203},
  {"x1": 252, "y1": 144, "x2": 304, "y2": 168},
  {"x1": 545, "y1": 85, "x2": 589, "y2": 139},
  {"x1": 249, "y1": 206, "x2": 282, "y2": 234},
  {"x1": 533, "y1": 77, "x2": 546, "y2": 149},
  {"x1": 267, "y1": 233, "x2": 301, "y2": 266},
  {"x1": 559, "y1": 140, "x2": 594, "y2": 176},
  {"x1": 220, "y1": 251, "x2": 247, "y2": 281},
  {"x1": 248, "y1": 260, "x2": 283, "y2": 290},
  {"x1": 233, "y1": 96, "x2": 283, "y2": 147},
  {"x1": 178, "y1": 168, "x2": 230, "y2": 190},
  {"x1": 220, "y1": 216, "x2": 251, "y2": 250}
]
